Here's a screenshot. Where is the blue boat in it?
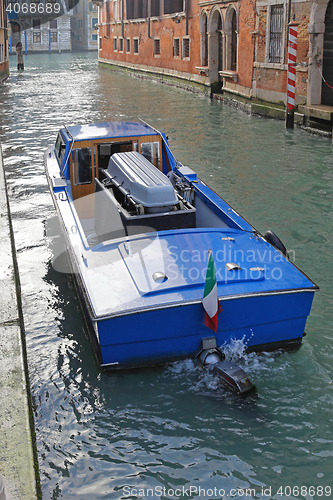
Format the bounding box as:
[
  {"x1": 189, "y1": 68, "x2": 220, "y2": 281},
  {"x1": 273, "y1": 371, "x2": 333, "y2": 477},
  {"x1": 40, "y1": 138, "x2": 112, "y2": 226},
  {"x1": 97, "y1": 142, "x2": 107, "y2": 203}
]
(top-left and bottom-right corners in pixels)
[{"x1": 44, "y1": 121, "x2": 318, "y2": 369}]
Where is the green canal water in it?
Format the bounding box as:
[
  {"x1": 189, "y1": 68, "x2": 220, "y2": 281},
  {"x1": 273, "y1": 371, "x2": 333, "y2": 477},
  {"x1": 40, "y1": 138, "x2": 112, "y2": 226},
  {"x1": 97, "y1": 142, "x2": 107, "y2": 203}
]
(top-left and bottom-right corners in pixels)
[{"x1": 0, "y1": 52, "x2": 332, "y2": 499}]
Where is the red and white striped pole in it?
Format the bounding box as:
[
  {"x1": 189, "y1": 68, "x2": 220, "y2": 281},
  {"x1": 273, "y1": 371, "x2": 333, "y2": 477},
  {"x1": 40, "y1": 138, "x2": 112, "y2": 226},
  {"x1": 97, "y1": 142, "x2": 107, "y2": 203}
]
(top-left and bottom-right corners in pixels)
[{"x1": 286, "y1": 22, "x2": 298, "y2": 128}]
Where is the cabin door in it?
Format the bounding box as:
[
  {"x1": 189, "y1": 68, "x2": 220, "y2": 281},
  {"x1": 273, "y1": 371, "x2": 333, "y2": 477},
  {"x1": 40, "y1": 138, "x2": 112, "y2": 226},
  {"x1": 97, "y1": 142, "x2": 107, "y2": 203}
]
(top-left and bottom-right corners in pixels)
[{"x1": 70, "y1": 144, "x2": 96, "y2": 219}]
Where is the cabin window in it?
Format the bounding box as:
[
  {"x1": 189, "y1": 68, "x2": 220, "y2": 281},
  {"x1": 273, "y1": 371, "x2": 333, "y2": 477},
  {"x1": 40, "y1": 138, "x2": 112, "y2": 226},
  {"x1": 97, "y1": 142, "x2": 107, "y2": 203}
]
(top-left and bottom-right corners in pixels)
[
  {"x1": 97, "y1": 141, "x2": 133, "y2": 170},
  {"x1": 140, "y1": 142, "x2": 160, "y2": 169},
  {"x1": 55, "y1": 133, "x2": 62, "y2": 157},
  {"x1": 55, "y1": 133, "x2": 66, "y2": 166},
  {"x1": 72, "y1": 148, "x2": 93, "y2": 185}
]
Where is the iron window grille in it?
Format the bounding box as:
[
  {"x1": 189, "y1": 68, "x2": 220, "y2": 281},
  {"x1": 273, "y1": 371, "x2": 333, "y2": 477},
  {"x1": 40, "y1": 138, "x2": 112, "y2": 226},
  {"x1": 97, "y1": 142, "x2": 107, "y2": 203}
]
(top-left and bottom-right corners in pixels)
[
  {"x1": 173, "y1": 38, "x2": 180, "y2": 58},
  {"x1": 268, "y1": 4, "x2": 284, "y2": 63},
  {"x1": 182, "y1": 37, "x2": 190, "y2": 59},
  {"x1": 133, "y1": 38, "x2": 139, "y2": 54},
  {"x1": 153, "y1": 38, "x2": 161, "y2": 56}
]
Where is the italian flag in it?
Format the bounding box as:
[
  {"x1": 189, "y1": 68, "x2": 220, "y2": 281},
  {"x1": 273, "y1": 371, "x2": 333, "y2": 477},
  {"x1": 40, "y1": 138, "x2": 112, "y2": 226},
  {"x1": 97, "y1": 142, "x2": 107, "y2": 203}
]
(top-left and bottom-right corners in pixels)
[{"x1": 203, "y1": 249, "x2": 222, "y2": 333}]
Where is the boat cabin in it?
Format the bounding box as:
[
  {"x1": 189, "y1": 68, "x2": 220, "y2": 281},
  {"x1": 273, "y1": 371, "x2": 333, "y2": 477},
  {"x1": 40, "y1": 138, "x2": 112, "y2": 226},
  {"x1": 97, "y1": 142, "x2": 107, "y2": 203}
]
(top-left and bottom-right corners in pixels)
[
  {"x1": 54, "y1": 122, "x2": 169, "y2": 216},
  {"x1": 53, "y1": 121, "x2": 252, "y2": 246}
]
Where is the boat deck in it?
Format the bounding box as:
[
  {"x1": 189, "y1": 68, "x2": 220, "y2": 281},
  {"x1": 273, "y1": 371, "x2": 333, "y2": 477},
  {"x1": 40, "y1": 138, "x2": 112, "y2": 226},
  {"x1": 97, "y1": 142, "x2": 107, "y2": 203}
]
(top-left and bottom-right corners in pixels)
[{"x1": 77, "y1": 227, "x2": 316, "y2": 319}]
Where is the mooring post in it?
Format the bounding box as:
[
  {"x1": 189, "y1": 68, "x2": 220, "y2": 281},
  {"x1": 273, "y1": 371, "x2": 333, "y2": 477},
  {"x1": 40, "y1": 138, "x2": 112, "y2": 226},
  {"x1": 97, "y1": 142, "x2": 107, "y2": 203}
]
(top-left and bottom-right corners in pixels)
[
  {"x1": 286, "y1": 22, "x2": 299, "y2": 128},
  {"x1": 15, "y1": 41, "x2": 24, "y2": 70}
]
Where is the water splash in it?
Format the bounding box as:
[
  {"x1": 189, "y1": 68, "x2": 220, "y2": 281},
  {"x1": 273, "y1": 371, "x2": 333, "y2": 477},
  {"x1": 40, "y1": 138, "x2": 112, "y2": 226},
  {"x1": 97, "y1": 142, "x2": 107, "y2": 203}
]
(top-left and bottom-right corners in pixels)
[{"x1": 220, "y1": 336, "x2": 248, "y2": 362}]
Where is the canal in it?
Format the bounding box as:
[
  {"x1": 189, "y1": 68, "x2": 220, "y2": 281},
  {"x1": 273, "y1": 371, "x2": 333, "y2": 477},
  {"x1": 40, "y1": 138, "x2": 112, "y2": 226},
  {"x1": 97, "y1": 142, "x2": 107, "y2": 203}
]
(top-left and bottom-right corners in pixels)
[{"x1": 1, "y1": 52, "x2": 333, "y2": 499}]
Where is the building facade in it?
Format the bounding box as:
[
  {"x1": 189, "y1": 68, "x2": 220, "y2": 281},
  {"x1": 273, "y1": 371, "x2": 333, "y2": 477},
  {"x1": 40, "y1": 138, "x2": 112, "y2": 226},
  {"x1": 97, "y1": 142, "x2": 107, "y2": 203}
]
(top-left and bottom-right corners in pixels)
[
  {"x1": 23, "y1": 15, "x2": 72, "y2": 52},
  {"x1": 7, "y1": 0, "x2": 73, "y2": 54},
  {"x1": 72, "y1": 0, "x2": 99, "y2": 50},
  {"x1": 0, "y1": 0, "x2": 9, "y2": 82},
  {"x1": 97, "y1": 0, "x2": 333, "y2": 129}
]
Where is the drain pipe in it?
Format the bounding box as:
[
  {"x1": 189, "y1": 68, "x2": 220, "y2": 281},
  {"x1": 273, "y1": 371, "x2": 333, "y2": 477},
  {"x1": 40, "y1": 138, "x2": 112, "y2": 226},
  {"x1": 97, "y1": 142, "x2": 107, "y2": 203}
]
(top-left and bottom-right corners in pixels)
[
  {"x1": 185, "y1": 0, "x2": 189, "y2": 36},
  {"x1": 121, "y1": 0, "x2": 124, "y2": 38},
  {"x1": 148, "y1": 0, "x2": 151, "y2": 38},
  {"x1": 287, "y1": 0, "x2": 292, "y2": 34}
]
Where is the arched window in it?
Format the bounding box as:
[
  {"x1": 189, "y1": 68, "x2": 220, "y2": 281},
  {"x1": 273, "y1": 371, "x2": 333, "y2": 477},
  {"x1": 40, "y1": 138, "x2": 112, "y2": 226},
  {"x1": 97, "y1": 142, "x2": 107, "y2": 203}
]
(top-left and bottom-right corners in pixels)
[
  {"x1": 225, "y1": 6, "x2": 237, "y2": 71},
  {"x1": 322, "y1": 0, "x2": 333, "y2": 104},
  {"x1": 218, "y1": 12, "x2": 223, "y2": 73},
  {"x1": 208, "y1": 8, "x2": 224, "y2": 85},
  {"x1": 230, "y1": 9, "x2": 237, "y2": 70},
  {"x1": 200, "y1": 12, "x2": 208, "y2": 66}
]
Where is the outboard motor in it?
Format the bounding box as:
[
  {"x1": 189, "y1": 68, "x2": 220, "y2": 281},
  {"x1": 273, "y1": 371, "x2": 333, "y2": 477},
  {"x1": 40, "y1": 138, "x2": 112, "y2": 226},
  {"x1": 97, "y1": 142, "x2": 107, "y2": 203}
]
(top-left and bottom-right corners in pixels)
[{"x1": 195, "y1": 337, "x2": 255, "y2": 395}]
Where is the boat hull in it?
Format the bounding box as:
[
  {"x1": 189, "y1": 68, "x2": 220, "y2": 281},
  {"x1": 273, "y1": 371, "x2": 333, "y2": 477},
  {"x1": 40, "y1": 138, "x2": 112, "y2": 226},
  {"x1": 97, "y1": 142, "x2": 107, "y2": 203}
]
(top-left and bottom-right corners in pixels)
[
  {"x1": 44, "y1": 121, "x2": 318, "y2": 371},
  {"x1": 90, "y1": 290, "x2": 315, "y2": 368}
]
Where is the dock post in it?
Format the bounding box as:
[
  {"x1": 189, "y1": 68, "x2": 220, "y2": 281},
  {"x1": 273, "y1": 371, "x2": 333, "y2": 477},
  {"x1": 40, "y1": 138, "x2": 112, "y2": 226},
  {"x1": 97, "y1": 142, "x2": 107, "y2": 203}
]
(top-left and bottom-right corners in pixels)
[
  {"x1": 15, "y1": 41, "x2": 24, "y2": 70},
  {"x1": 286, "y1": 22, "x2": 299, "y2": 128}
]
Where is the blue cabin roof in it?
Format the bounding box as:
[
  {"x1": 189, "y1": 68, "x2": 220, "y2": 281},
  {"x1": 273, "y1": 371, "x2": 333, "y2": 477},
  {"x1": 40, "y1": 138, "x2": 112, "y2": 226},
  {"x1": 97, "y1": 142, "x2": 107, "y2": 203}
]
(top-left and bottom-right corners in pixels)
[{"x1": 60, "y1": 121, "x2": 159, "y2": 144}]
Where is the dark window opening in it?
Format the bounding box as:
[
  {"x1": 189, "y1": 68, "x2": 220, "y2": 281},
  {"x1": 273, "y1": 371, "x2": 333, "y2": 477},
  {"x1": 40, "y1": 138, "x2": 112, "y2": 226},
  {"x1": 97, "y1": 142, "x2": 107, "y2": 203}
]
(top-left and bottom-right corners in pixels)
[
  {"x1": 126, "y1": 0, "x2": 148, "y2": 19},
  {"x1": 183, "y1": 38, "x2": 190, "y2": 59},
  {"x1": 203, "y1": 14, "x2": 208, "y2": 66},
  {"x1": 153, "y1": 38, "x2": 161, "y2": 55},
  {"x1": 164, "y1": 0, "x2": 183, "y2": 15},
  {"x1": 173, "y1": 38, "x2": 180, "y2": 57},
  {"x1": 218, "y1": 14, "x2": 223, "y2": 73},
  {"x1": 151, "y1": 0, "x2": 160, "y2": 16}
]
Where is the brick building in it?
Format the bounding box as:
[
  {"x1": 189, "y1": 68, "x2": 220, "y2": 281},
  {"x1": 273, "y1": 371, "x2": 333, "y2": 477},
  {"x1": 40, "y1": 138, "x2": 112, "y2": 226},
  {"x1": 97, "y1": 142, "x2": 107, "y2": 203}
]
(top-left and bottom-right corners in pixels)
[
  {"x1": 0, "y1": 0, "x2": 9, "y2": 82},
  {"x1": 97, "y1": 0, "x2": 333, "y2": 131}
]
